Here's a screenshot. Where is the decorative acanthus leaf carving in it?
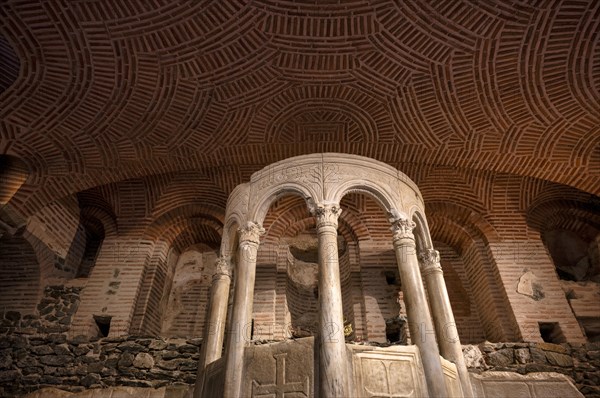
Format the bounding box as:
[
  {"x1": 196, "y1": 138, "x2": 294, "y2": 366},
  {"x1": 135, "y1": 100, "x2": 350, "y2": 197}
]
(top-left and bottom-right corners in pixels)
[
  {"x1": 310, "y1": 202, "x2": 342, "y2": 229},
  {"x1": 238, "y1": 221, "x2": 265, "y2": 245},
  {"x1": 418, "y1": 249, "x2": 443, "y2": 275}
]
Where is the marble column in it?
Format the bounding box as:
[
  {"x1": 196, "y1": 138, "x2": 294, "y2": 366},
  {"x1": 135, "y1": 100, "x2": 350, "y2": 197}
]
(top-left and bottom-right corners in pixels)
[
  {"x1": 311, "y1": 202, "x2": 350, "y2": 398},
  {"x1": 420, "y1": 249, "x2": 474, "y2": 398},
  {"x1": 390, "y1": 217, "x2": 448, "y2": 398},
  {"x1": 193, "y1": 257, "x2": 232, "y2": 398},
  {"x1": 222, "y1": 222, "x2": 264, "y2": 398}
]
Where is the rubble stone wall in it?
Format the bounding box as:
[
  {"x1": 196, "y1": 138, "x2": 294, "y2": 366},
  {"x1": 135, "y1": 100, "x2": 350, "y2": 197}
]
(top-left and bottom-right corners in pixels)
[
  {"x1": 464, "y1": 341, "x2": 600, "y2": 397},
  {"x1": 0, "y1": 334, "x2": 200, "y2": 398}
]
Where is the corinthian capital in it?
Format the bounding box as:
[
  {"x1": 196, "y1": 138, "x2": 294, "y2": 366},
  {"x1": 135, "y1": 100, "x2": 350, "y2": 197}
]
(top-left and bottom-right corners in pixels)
[
  {"x1": 238, "y1": 221, "x2": 265, "y2": 245},
  {"x1": 390, "y1": 217, "x2": 416, "y2": 241},
  {"x1": 310, "y1": 202, "x2": 342, "y2": 229},
  {"x1": 418, "y1": 249, "x2": 443, "y2": 275},
  {"x1": 214, "y1": 257, "x2": 232, "y2": 278}
]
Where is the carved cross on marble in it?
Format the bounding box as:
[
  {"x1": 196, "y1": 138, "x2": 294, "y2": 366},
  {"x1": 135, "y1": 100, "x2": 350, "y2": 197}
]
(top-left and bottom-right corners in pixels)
[{"x1": 251, "y1": 353, "x2": 309, "y2": 398}]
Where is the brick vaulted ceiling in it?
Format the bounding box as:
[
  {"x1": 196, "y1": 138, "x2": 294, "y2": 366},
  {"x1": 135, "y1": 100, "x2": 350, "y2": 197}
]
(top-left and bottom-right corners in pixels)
[{"x1": 0, "y1": 1, "x2": 599, "y2": 216}]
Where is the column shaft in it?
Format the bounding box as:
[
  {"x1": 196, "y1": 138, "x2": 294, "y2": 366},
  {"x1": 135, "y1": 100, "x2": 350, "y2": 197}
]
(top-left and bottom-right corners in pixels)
[
  {"x1": 420, "y1": 249, "x2": 474, "y2": 398},
  {"x1": 193, "y1": 258, "x2": 231, "y2": 398},
  {"x1": 313, "y1": 203, "x2": 349, "y2": 398},
  {"x1": 391, "y1": 218, "x2": 448, "y2": 398},
  {"x1": 222, "y1": 222, "x2": 264, "y2": 398}
]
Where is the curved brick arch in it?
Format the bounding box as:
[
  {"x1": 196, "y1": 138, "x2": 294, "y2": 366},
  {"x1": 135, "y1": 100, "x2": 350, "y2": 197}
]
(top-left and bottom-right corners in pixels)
[{"x1": 428, "y1": 211, "x2": 520, "y2": 343}]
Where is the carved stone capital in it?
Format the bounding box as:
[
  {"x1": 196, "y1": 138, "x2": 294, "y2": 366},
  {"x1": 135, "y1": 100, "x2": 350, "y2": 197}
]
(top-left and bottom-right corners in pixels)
[
  {"x1": 238, "y1": 221, "x2": 265, "y2": 245},
  {"x1": 390, "y1": 217, "x2": 416, "y2": 242},
  {"x1": 310, "y1": 202, "x2": 342, "y2": 229},
  {"x1": 418, "y1": 249, "x2": 443, "y2": 275},
  {"x1": 213, "y1": 257, "x2": 232, "y2": 279}
]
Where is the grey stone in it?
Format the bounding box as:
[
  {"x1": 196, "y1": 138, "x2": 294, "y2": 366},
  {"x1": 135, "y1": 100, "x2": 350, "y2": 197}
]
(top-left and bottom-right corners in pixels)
[
  {"x1": 118, "y1": 352, "x2": 135, "y2": 368},
  {"x1": 81, "y1": 372, "x2": 102, "y2": 387},
  {"x1": 73, "y1": 345, "x2": 90, "y2": 356},
  {"x1": 149, "y1": 368, "x2": 177, "y2": 380},
  {"x1": 148, "y1": 340, "x2": 168, "y2": 350},
  {"x1": 133, "y1": 352, "x2": 154, "y2": 369},
  {"x1": 156, "y1": 358, "x2": 183, "y2": 370},
  {"x1": 39, "y1": 354, "x2": 73, "y2": 366},
  {"x1": 69, "y1": 335, "x2": 89, "y2": 344},
  {"x1": 88, "y1": 362, "x2": 104, "y2": 373},
  {"x1": 117, "y1": 341, "x2": 145, "y2": 353},
  {"x1": 21, "y1": 373, "x2": 41, "y2": 384},
  {"x1": 530, "y1": 347, "x2": 548, "y2": 363},
  {"x1": 16, "y1": 356, "x2": 38, "y2": 367},
  {"x1": 5, "y1": 311, "x2": 21, "y2": 322},
  {"x1": 545, "y1": 351, "x2": 573, "y2": 367},
  {"x1": 0, "y1": 353, "x2": 12, "y2": 369},
  {"x1": 179, "y1": 359, "x2": 198, "y2": 371},
  {"x1": 0, "y1": 369, "x2": 19, "y2": 382},
  {"x1": 53, "y1": 343, "x2": 72, "y2": 355},
  {"x1": 187, "y1": 338, "x2": 203, "y2": 346},
  {"x1": 177, "y1": 344, "x2": 198, "y2": 353},
  {"x1": 161, "y1": 350, "x2": 181, "y2": 360},
  {"x1": 515, "y1": 348, "x2": 531, "y2": 364},
  {"x1": 463, "y1": 345, "x2": 486, "y2": 369},
  {"x1": 21, "y1": 366, "x2": 42, "y2": 375},
  {"x1": 587, "y1": 350, "x2": 600, "y2": 360},
  {"x1": 486, "y1": 348, "x2": 514, "y2": 367},
  {"x1": 47, "y1": 333, "x2": 67, "y2": 344}
]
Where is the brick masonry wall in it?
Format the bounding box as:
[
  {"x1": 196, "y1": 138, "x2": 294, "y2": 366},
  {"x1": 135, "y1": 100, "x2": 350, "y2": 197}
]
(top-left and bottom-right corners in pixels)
[
  {"x1": 436, "y1": 242, "x2": 485, "y2": 343},
  {"x1": 488, "y1": 241, "x2": 586, "y2": 343}
]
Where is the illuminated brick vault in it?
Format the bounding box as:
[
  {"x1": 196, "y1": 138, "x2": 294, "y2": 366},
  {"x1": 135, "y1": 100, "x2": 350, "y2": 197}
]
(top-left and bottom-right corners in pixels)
[{"x1": 0, "y1": 1, "x2": 599, "y2": 397}]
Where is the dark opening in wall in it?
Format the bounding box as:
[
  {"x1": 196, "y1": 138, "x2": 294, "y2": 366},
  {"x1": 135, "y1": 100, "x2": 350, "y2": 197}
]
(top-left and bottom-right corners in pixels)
[
  {"x1": 384, "y1": 271, "x2": 397, "y2": 285},
  {"x1": 539, "y1": 322, "x2": 567, "y2": 344},
  {"x1": 94, "y1": 315, "x2": 112, "y2": 338},
  {"x1": 385, "y1": 316, "x2": 407, "y2": 344}
]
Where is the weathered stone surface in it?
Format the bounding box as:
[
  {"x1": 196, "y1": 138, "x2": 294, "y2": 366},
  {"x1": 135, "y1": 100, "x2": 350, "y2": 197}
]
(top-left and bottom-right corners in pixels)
[
  {"x1": 40, "y1": 355, "x2": 73, "y2": 366},
  {"x1": 588, "y1": 350, "x2": 600, "y2": 361},
  {"x1": 133, "y1": 352, "x2": 154, "y2": 369},
  {"x1": 80, "y1": 373, "x2": 101, "y2": 387},
  {"x1": 546, "y1": 351, "x2": 574, "y2": 367},
  {"x1": 177, "y1": 344, "x2": 198, "y2": 354},
  {"x1": 117, "y1": 352, "x2": 134, "y2": 368},
  {"x1": 156, "y1": 359, "x2": 182, "y2": 370},
  {"x1": 243, "y1": 337, "x2": 315, "y2": 398},
  {"x1": 0, "y1": 352, "x2": 12, "y2": 369},
  {"x1": 149, "y1": 340, "x2": 168, "y2": 350},
  {"x1": 486, "y1": 348, "x2": 514, "y2": 367},
  {"x1": 530, "y1": 347, "x2": 548, "y2": 363},
  {"x1": 53, "y1": 343, "x2": 72, "y2": 356},
  {"x1": 463, "y1": 345, "x2": 486, "y2": 369},
  {"x1": 0, "y1": 369, "x2": 20, "y2": 382},
  {"x1": 515, "y1": 348, "x2": 531, "y2": 364},
  {"x1": 117, "y1": 341, "x2": 145, "y2": 353}
]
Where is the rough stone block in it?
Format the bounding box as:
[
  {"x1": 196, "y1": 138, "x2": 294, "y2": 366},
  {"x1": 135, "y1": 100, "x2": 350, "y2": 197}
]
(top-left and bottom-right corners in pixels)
[
  {"x1": 545, "y1": 351, "x2": 574, "y2": 367},
  {"x1": 515, "y1": 348, "x2": 531, "y2": 364},
  {"x1": 133, "y1": 352, "x2": 154, "y2": 369},
  {"x1": 487, "y1": 348, "x2": 514, "y2": 367}
]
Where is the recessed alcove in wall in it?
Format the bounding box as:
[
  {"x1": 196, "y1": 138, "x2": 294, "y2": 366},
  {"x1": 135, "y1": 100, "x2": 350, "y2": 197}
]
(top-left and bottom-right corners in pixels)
[
  {"x1": 528, "y1": 193, "x2": 600, "y2": 343},
  {"x1": 543, "y1": 229, "x2": 599, "y2": 282},
  {"x1": 284, "y1": 230, "x2": 352, "y2": 339},
  {"x1": 161, "y1": 246, "x2": 218, "y2": 338}
]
